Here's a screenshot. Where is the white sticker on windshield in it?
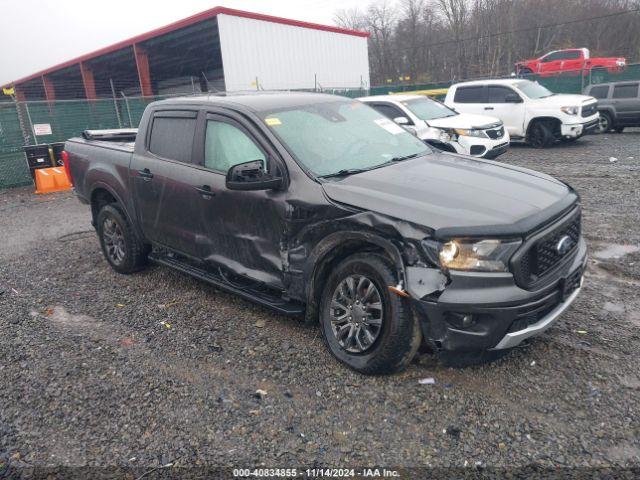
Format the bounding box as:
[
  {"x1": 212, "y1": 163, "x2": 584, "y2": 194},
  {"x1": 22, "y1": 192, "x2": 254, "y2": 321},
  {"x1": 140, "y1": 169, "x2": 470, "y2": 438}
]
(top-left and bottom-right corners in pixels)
[{"x1": 374, "y1": 118, "x2": 405, "y2": 135}]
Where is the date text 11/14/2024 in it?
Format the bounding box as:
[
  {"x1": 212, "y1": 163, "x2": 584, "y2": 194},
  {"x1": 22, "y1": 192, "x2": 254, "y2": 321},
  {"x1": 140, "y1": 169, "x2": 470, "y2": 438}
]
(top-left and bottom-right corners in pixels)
[{"x1": 233, "y1": 468, "x2": 401, "y2": 477}]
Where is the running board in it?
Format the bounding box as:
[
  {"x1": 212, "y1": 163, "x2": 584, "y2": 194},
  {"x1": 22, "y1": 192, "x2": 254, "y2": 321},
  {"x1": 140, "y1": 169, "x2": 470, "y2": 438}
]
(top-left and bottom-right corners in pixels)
[{"x1": 148, "y1": 253, "x2": 304, "y2": 316}]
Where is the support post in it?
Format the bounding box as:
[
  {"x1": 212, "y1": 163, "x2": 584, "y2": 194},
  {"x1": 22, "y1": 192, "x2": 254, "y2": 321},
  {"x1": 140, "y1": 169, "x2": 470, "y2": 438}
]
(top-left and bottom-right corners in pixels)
[
  {"x1": 133, "y1": 44, "x2": 153, "y2": 97},
  {"x1": 80, "y1": 62, "x2": 97, "y2": 100},
  {"x1": 121, "y1": 92, "x2": 133, "y2": 127},
  {"x1": 110, "y1": 78, "x2": 123, "y2": 128},
  {"x1": 42, "y1": 75, "x2": 56, "y2": 104}
]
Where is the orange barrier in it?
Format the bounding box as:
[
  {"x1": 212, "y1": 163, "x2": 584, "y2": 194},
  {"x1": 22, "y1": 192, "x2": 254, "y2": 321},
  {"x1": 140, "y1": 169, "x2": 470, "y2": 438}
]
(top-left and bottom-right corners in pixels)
[{"x1": 34, "y1": 167, "x2": 72, "y2": 194}]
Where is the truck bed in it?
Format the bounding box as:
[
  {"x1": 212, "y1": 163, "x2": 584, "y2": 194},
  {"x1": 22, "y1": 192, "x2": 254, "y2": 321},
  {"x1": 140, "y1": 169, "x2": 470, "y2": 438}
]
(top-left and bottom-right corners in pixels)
[{"x1": 65, "y1": 129, "x2": 138, "y2": 205}]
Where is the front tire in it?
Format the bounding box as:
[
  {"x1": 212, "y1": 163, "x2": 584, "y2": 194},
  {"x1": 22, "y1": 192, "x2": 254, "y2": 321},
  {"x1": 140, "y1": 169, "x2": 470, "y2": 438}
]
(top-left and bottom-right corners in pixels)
[
  {"x1": 528, "y1": 120, "x2": 555, "y2": 148},
  {"x1": 319, "y1": 253, "x2": 422, "y2": 374},
  {"x1": 596, "y1": 112, "x2": 612, "y2": 133},
  {"x1": 97, "y1": 205, "x2": 149, "y2": 274}
]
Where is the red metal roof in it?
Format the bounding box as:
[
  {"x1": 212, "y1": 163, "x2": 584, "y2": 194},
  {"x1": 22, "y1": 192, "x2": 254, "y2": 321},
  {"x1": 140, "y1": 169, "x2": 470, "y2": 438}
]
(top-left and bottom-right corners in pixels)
[{"x1": 9, "y1": 6, "x2": 370, "y2": 87}]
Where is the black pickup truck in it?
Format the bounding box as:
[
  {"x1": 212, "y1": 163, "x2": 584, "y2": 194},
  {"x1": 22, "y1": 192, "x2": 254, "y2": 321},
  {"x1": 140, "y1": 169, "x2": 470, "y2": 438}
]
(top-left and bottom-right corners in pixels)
[{"x1": 65, "y1": 92, "x2": 586, "y2": 374}]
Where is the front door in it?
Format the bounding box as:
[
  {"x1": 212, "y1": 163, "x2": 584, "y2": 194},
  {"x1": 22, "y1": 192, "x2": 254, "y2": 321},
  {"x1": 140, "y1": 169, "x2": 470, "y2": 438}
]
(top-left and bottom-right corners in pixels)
[
  {"x1": 485, "y1": 85, "x2": 526, "y2": 136},
  {"x1": 192, "y1": 112, "x2": 287, "y2": 288},
  {"x1": 130, "y1": 109, "x2": 205, "y2": 258}
]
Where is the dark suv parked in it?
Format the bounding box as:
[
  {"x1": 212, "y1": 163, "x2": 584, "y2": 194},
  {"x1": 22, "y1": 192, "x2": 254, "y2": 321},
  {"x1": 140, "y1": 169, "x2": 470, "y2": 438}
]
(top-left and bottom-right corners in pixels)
[{"x1": 584, "y1": 81, "x2": 640, "y2": 133}]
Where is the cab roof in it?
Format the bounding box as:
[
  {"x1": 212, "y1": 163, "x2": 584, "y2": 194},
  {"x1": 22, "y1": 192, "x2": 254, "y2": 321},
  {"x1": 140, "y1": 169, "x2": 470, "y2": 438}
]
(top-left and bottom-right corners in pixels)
[
  {"x1": 452, "y1": 78, "x2": 527, "y2": 88},
  {"x1": 150, "y1": 91, "x2": 351, "y2": 113}
]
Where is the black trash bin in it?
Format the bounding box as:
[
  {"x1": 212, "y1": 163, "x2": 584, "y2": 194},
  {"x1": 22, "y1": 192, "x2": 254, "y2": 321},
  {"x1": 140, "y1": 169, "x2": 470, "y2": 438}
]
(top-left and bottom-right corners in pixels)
[
  {"x1": 50, "y1": 142, "x2": 66, "y2": 166},
  {"x1": 23, "y1": 144, "x2": 53, "y2": 180}
]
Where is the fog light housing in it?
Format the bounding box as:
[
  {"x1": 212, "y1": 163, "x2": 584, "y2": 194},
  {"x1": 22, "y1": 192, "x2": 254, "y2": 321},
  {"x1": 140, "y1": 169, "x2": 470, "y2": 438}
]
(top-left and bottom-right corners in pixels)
[{"x1": 446, "y1": 312, "x2": 475, "y2": 329}]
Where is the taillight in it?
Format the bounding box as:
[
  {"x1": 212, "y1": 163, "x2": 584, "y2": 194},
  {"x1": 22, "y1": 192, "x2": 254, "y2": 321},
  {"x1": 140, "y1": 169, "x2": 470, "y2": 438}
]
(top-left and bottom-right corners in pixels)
[{"x1": 61, "y1": 150, "x2": 73, "y2": 185}]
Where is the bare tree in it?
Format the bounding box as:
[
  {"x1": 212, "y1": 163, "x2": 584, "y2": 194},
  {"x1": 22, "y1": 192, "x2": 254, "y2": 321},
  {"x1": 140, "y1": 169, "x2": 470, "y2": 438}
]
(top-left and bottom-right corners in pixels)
[{"x1": 338, "y1": 0, "x2": 640, "y2": 86}]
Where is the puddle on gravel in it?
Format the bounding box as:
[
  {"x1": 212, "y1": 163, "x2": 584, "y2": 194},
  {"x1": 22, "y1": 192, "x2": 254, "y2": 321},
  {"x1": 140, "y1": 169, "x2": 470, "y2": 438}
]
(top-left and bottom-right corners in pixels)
[
  {"x1": 628, "y1": 311, "x2": 640, "y2": 327},
  {"x1": 593, "y1": 244, "x2": 640, "y2": 260},
  {"x1": 618, "y1": 374, "x2": 640, "y2": 390},
  {"x1": 48, "y1": 305, "x2": 99, "y2": 330},
  {"x1": 602, "y1": 301, "x2": 625, "y2": 314}
]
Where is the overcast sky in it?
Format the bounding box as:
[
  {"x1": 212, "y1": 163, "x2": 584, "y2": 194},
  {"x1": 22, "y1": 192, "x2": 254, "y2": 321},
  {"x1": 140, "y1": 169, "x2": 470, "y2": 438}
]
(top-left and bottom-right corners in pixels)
[{"x1": 0, "y1": 0, "x2": 366, "y2": 85}]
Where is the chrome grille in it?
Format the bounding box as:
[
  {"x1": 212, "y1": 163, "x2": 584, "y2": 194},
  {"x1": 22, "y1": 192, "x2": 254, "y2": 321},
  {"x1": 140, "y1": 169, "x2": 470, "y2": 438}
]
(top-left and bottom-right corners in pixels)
[
  {"x1": 512, "y1": 210, "x2": 581, "y2": 288},
  {"x1": 581, "y1": 103, "x2": 598, "y2": 117}
]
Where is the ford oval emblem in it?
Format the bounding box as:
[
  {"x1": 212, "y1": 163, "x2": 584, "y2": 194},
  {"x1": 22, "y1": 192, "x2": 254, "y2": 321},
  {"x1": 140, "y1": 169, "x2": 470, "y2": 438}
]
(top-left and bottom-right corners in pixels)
[{"x1": 556, "y1": 235, "x2": 574, "y2": 255}]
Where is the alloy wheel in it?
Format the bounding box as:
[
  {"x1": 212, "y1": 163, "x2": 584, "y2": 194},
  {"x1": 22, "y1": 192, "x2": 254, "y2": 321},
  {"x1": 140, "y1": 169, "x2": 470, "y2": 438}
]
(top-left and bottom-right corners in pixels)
[
  {"x1": 329, "y1": 274, "x2": 384, "y2": 353},
  {"x1": 597, "y1": 115, "x2": 610, "y2": 133},
  {"x1": 102, "y1": 217, "x2": 126, "y2": 265}
]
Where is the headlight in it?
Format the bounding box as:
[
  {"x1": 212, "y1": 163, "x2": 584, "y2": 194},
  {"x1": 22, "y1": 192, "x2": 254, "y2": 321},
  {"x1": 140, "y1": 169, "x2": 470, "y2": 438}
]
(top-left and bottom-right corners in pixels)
[
  {"x1": 453, "y1": 128, "x2": 486, "y2": 138},
  {"x1": 439, "y1": 130, "x2": 451, "y2": 142},
  {"x1": 423, "y1": 238, "x2": 522, "y2": 272},
  {"x1": 561, "y1": 106, "x2": 579, "y2": 115},
  {"x1": 616, "y1": 60, "x2": 625, "y2": 66}
]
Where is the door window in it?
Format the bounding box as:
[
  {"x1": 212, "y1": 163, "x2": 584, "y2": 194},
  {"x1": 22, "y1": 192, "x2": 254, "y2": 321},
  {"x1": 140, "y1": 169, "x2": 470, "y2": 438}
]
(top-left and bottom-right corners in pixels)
[
  {"x1": 371, "y1": 103, "x2": 409, "y2": 122},
  {"x1": 488, "y1": 86, "x2": 519, "y2": 103},
  {"x1": 589, "y1": 86, "x2": 610, "y2": 99},
  {"x1": 204, "y1": 121, "x2": 266, "y2": 173},
  {"x1": 561, "y1": 51, "x2": 582, "y2": 60},
  {"x1": 542, "y1": 51, "x2": 564, "y2": 62},
  {"x1": 148, "y1": 115, "x2": 196, "y2": 163},
  {"x1": 612, "y1": 84, "x2": 639, "y2": 99},
  {"x1": 453, "y1": 86, "x2": 485, "y2": 103}
]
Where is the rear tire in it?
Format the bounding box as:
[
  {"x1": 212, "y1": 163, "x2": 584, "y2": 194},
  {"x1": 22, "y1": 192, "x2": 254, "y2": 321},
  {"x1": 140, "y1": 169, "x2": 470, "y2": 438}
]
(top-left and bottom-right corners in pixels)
[
  {"x1": 527, "y1": 120, "x2": 555, "y2": 148},
  {"x1": 97, "y1": 205, "x2": 149, "y2": 274},
  {"x1": 319, "y1": 253, "x2": 421, "y2": 374}
]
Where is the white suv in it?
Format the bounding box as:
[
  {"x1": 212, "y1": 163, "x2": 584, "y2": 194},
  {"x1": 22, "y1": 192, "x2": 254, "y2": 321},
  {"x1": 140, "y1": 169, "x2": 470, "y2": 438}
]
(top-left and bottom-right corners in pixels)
[
  {"x1": 358, "y1": 94, "x2": 510, "y2": 159},
  {"x1": 444, "y1": 79, "x2": 600, "y2": 148}
]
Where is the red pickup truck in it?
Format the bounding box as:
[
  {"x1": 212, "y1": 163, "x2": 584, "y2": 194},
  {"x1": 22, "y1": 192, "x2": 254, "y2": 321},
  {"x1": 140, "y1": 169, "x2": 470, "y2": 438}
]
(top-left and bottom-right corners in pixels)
[{"x1": 515, "y1": 48, "x2": 626, "y2": 77}]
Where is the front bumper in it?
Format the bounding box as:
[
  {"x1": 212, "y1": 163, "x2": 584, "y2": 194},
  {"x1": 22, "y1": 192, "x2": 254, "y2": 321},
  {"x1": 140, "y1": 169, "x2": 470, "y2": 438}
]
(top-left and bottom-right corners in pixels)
[
  {"x1": 456, "y1": 131, "x2": 510, "y2": 158},
  {"x1": 411, "y1": 237, "x2": 587, "y2": 352},
  {"x1": 561, "y1": 116, "x2": 600, "y2": 138}
]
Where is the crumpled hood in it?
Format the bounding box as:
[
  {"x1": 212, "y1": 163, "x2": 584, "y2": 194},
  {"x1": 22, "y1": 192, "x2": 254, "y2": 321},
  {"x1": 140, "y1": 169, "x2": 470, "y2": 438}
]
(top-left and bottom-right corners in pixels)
[
  {"x1": 321, "y1": 152, "x2": 576, "y2": 237},
  {"x1": 427, "y1": 113, "x2": 501, "y2": 130}
]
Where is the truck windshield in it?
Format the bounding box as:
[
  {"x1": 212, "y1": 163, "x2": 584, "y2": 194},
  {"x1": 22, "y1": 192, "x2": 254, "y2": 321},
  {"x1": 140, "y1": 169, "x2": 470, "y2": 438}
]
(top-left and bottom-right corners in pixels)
[
  {"x1": 259, "y1": 100, "x2": 430, "y2": 177},
  {"x1": 516, "y1": 81, "x2": 554, "y2": 99},
  {"x1": 400, "y1": 97, "x2": 456, "y2": 120}
]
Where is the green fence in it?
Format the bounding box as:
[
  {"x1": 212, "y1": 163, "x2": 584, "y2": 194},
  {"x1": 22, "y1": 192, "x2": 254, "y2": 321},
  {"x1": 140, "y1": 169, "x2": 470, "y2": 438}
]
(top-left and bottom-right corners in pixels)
[
  {"x1": 372, "y1": 63, "x2": 640, "y2": 98},
  {"x1": 1, "y1": 63, "x2": 639, "y2": 189},
  {"x1": 0, "y1": 96, "x2": 167, "y2": 189},
  {"x1": 0, "y1": 103, "x2": 30, "y2": 188}
]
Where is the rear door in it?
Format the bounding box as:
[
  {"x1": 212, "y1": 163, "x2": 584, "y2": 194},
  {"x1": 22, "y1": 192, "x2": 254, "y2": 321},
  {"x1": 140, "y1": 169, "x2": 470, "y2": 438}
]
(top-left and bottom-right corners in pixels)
[
  {"x1": 451, "y1": 85, "x2": 487, "y2": 115},
  {"x1": 559, "y1": 50, "x2": 584, "y2": 74},
  {"x1": 130, "y1": 109, "x2": 206, "y2": 258},
  {"x1": 485, "y1": 85, "x2": 525, "y2": 135},
  {"x1": 611, "y1": 83, "x2": 640, "y2": 124}
]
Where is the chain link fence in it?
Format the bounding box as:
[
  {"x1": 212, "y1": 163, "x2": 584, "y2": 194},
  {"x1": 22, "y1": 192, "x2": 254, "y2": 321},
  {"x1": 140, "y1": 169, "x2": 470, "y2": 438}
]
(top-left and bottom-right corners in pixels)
[
  {"x1": 1, "y1": 63, "x2": 639, "y2": 189},
  {"x1": 0, "y1": 95, "x2": 173, "y2": 189},
  {"x1": 369, "y1": 63, "x2": 640, "y2": 98}
]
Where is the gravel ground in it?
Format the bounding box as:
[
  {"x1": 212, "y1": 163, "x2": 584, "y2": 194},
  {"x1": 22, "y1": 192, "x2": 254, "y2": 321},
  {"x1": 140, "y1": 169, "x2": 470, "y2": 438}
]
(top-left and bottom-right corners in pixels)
[{"x1": 1, "y1": 130, "x2": 639, "y2": 477}]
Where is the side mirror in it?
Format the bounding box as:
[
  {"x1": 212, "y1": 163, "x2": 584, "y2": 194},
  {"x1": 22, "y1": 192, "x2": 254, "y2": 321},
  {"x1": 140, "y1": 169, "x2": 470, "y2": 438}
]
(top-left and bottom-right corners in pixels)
[
  {"x1": 505, "y1": 93, "x2": 523, "y2": 103},
  {"x1": 393, "y1": 116, "x2": 411, "y2": 125},
  {"x1": 226, "y1": 160, "x2": 283, "y2": 191}
]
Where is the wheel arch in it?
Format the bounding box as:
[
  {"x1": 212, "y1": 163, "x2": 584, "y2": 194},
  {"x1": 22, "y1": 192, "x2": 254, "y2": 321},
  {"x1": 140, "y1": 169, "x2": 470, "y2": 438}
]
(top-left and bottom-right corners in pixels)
[
  {"x1": 302, "y1": 231, "x2": 406, "y2": 324},
  {"x1": 526, "y1": 116, "x2": 562, "y2": 138},
  {"x1": 89, "y1": 183, "x2": 144, "y2": 242}
]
